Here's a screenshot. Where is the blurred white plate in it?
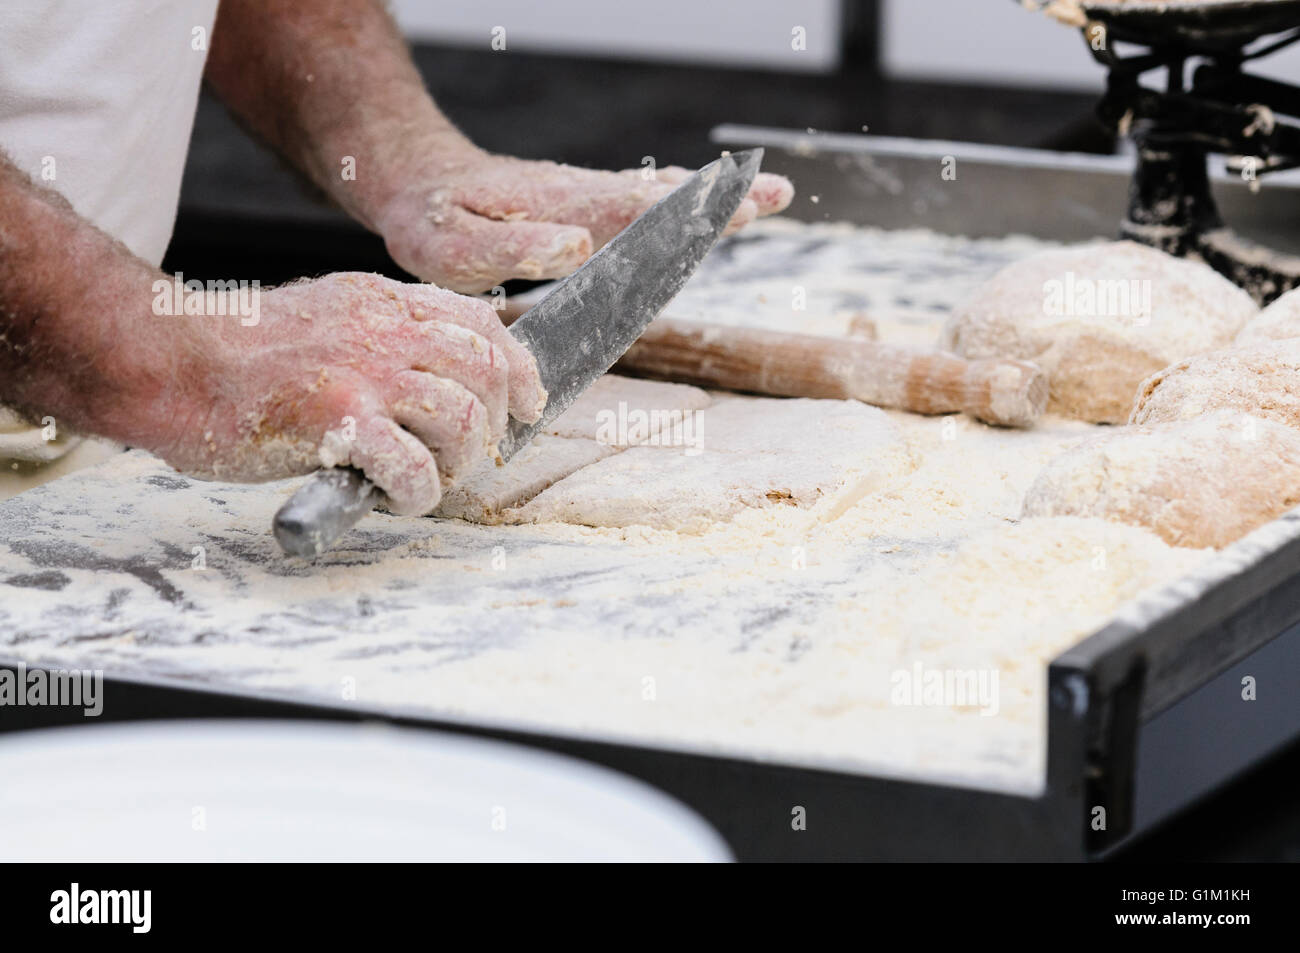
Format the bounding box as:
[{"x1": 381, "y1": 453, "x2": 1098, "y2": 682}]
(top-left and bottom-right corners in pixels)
[{"x1": 0, "y1": 719, "x2": 730, "y2": 862}]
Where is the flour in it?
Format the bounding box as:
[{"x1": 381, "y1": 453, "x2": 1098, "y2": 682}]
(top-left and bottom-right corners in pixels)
[
  {"x1": 662, "y1": 218, "x2": 1055, "y2": 347},
  {"x1": 0, "y1": 220, "x2": 1246, "y2": 797}
]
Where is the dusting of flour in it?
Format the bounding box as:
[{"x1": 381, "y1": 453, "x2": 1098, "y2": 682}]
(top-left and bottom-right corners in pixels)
[{"x1": 0, "y1": 221, "x2": 1227, "y2": 796}]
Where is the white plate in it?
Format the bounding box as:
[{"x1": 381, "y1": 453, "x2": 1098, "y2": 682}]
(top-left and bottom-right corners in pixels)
[{"x1": 0, "y1": 719, "x2": 730, "y2": 862}]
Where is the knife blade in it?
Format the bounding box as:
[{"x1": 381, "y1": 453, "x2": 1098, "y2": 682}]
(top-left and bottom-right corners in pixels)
[{"x1": 273, "y1": 148, "x2": 763, "y2": 557}]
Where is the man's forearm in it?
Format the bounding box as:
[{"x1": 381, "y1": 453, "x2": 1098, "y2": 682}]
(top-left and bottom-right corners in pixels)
[
  {"x1": 203, "y1": 0, "x2": 795, "y2": 295},
  {"x1": 0, "y1": 155, "x2": 183, "y2": 448},
  {"x1": 205, "y1": 0, "x2": 472, "y2": 231}
]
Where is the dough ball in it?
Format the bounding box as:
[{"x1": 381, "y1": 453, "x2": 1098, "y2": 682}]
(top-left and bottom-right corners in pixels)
[
  {"x1": 1022, "y1": 411, "x2": 1300, "y2": 548},
  {"x1": 940, "y1": 241, "x2": 1256, "y2": 423},
  {"x1": 1130, "y1": 338, "x2": 1300, "y2": 429},
  {"x1": 1236, "y1": 285, "x2": 1300, "y2": 344}
]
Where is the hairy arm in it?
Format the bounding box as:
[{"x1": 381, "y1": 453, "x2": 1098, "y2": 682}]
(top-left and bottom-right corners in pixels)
[
  {"x1": 204, "y1": 0, "x2": 462, "y2": 231},
  {"x1": 0, "y1": 154, "x2": 184, "y2": 450},
  {"x1": 205, "y1": 0, "x2": 794, "y2": 292},
  {"x1": 0, "y1": 153, "x2": 542, "y2": 513}
]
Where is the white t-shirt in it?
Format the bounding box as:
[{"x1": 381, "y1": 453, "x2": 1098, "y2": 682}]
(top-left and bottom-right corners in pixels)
[{"x1": 0, "y1": 0, "x2": 218, "y2": 465}]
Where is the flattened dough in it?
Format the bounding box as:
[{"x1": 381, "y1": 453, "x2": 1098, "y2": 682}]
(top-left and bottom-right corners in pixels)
[
  {"x1": 544, "y1": 374, "x2": 712, "y2": 445},
  {"x1": 436, "y1": 435, "x2": 616, "y2": 523},
  {"x1": 1236, "y1": 285, "x2": 1300, "y2": 344},
  {"x1": 1130, "y1": 338, "x2": 1300, "y2": 429},
  {"x1": 1023, "y1": 411, "x2": 1300, "y2": 548},
  {"x1": 438, "y1": 375, "x2": 710, "y2": 522},
  {"x1": 510, "y1": 397, "x2": 916, "y2": 532},
  {"x1": 940, "y1": 241, "x2": 1255, "y2": 423}
]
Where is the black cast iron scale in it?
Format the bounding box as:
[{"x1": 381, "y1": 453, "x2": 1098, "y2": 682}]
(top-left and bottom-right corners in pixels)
[{"x1": 1068, "y1": 0, "x2": 1300, "y2": 303}]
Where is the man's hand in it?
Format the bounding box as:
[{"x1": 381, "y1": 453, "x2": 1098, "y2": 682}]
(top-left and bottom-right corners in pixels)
[
  {"x1": 205, "y1": 0, "x2": 795, "y2": 294},
  {"x1": 376, "y1": 144, "x2": 795, "y2": 293},
  {"x1": 162, "y1": 274, "x2": 545, "y2": 514},
  {"x1": 0, "y1": 151, "x2": 542, "y2": 515}
]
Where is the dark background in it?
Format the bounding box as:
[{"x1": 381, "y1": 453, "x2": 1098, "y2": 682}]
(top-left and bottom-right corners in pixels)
[{"x1": 160, "y1": 14, "x2": 1298, "y2": 863}]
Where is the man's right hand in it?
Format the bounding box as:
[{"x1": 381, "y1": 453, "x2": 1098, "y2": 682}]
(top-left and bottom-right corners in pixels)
[
  {"x1": 155, "y1": 273, "x2": 546, "y2": 515},
  {"x1": 4, "y1": 156, "x2": 543, "y2": 514}
]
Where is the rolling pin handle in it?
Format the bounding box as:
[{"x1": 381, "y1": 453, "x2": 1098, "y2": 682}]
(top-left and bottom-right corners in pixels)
[{"x1": 273, "y1": 467, "x2": 377, "y2": 558}]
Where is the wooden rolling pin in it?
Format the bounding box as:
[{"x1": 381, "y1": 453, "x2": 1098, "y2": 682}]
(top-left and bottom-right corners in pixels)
[
  {"x1": 487, "y1": 300, "x2": 1048, "y2": 428},
  {"x1": 614, "y1": 317, "x2": 1048, "y2": 428}
]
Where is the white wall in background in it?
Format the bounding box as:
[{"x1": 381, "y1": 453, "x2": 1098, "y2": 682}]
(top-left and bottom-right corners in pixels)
[
  {"x1": 882, "y1": 0, "x2": 1300, "y2": 91},
  {"x1": 389, "y1": 0, "x2": 841, "y2": 73},
  {"x1": 882, "y1": 0, "x2": 1104, "y2": 91}
]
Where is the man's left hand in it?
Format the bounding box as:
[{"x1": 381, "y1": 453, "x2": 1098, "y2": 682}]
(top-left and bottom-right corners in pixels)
[{"x1": 376, "y1": 144, "x2": 794, "y2": 293}]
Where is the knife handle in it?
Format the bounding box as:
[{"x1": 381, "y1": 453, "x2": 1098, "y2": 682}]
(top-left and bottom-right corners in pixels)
[{"x1": 273, "y1": 467, "x2": 377, "y2": 557}]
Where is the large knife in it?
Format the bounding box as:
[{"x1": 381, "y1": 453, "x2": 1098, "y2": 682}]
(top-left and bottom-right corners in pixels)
[{"x1": 273, "y1": 148, "x2": 764, "y2": 556}]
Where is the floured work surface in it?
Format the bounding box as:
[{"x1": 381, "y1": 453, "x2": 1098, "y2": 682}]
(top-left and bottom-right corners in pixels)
[{"x1": 7, "y1": 219, "x2": 1283, "y2": 797}]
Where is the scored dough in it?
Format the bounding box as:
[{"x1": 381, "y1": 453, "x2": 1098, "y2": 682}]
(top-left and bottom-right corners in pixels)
[
  {"x1": 439, "y1": 374, "x2": 709, "y2": 523},
  {"x1": 1236, "y1": 285, "x2": 1300, "y2": 344},
  {"x1": 1022, "y1": 411, "x2": 1300, "y2": 548},
  {"x1": 543, "y1": 374, "x2": 712, "y2": 445},
  {"x1": 1131, "y1": 338, "x2": 1300, "y2": 429},
  {"x1": 509, "y1": 396, "x2": 916, "y2": 532},
  {"x1": 436, "y1": 435, "x2": 616, "y2": 523},
  {"x1": 940, "y1": 241, "x2": 1256, "y2": 424}
]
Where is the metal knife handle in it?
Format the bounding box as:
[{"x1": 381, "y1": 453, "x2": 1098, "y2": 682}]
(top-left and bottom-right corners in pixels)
[{"x1": 273, "y1": 467, "x2": 377, "y2": 557}]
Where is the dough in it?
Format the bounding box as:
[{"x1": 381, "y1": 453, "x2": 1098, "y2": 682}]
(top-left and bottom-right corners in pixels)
[
  {"x1": 1236, "y1": 285, "x2": 1300, "y2": 344},
  {"x1": 1022, "y1": 411, "x2": 1300, "y2": 548},
  {"x1": 1130, "y1": 338, "x2": 1300, "y2": 429},
  {"x1": 940, "y1": 241, "x2": 1256, "y2": 423},
  {"x1": 438, "y1": 375, "x2": 708, "y2": 522},
  {"x1": 510, "y1": 397, "x2": 916, "y2": 532},
  {"x1": 436, "y1": 435, "x2": 616, "y2": 523},
  {"x1": 543, "y1": 374, "x2": 712, "y2": 445}
]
